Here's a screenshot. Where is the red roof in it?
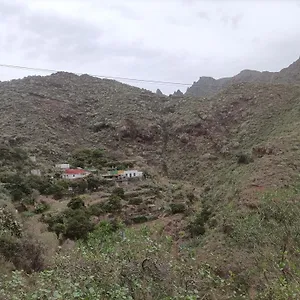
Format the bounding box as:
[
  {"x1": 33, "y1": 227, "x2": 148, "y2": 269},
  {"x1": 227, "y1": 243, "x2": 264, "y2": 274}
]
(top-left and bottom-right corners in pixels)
[{"x1": 64, "y1": 169, "x2": 89, "y2": 175}]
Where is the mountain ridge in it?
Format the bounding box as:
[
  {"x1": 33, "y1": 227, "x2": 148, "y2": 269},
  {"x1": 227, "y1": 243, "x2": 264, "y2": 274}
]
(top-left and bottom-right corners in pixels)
[{"x1": 185, "y1": 56, "x2": 300, "y2": 97}]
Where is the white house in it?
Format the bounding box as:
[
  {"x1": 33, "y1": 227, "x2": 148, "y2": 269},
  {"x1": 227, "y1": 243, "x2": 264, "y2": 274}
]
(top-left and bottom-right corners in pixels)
[
  {"x1": 62, "y1": 169, "x2": 90, "y2": 180},
  {"x1": 116, "y1": 170, "x2": 143, "y2": 181},
  {"x1": 56, "y1": 163, "x2": 70, "y2": 169},
  {"x1": 124, "y1": 170, "x2": 143, "y2": 178}
]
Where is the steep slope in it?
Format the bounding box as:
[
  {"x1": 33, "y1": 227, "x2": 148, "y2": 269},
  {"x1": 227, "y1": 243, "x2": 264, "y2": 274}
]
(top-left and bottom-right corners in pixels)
[
  {"x1": 3, "y1": 72, "x2": 300, "y2": 298},
  {"x1": 167, "y1": 83, "x2": 300, "y2": 194},
  {"x1": 185, "y1": 56, "x2": 300, "y2": 97},
  {"x1": 0, "y1": 72, "x2": 170, "y2": 165},
  {"x1": 1, "y1": 72, "x2": 300, "y2": 202}
]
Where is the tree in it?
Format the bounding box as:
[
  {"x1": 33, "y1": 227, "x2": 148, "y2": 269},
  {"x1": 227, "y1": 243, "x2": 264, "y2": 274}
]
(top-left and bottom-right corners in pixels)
[
  {"x1": 64, "y1": 209, "x2": 94, "y2": 240},
  {"x1": 112, "y1": 187, "x2": 125, "y2": 199},
  {"x1": 103, "y1": 195, "x2": 122, "y2": 213},
  {"x1": 70, "y1": 179, "x2": 88, "y2": 194},
  {"x1": 67, "y1": 196, "x2": 85, "y2": 210},
  {"x1": 87, "y1": 175, "x2": 101, "y2": 191}
]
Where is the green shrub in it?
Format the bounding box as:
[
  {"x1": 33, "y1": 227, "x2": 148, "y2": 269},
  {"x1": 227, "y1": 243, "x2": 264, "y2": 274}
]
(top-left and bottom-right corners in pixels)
[
  {"x1": 170, "y1": 203, "x2": 186, "y2": 214},
  {"x1": 103, "y1": 195, "x2": 122, "y2": 213},
  {"x1": 131, "y1": 215, "x2": 148, "y2": 224},
  {"x1": 64, "y1": 209, "x2": 94, "y2": 240},
  {"x1": 70, "y1": 148, "x2": 106, "y2": 169},
  {"x1": 128, "y1": 197, "x2": 143, "y2": 205},
  {"x1": 44, "y1": 183, "x2": 65, "y2": 200},
  {"x1": 87, "y1": 202, "x2": 104, "y2": 216},
  {"x1": 67, "y1": 197, "x2": 85, "y2": 210},
  {"x1": 43, "y1": 208, "x2": 94, "y2": 241},
  {"x1": 186, "y1": 192, "x2": 197, "y2": 202},
  {"x1": 187, "y1": 205, "x2": 212, "y2": 237},
  {"x1": 0, "y1": 206, "x2": 44, "y2": 273},
  {"x1": 0, "y1": 207, "x2": 22, "y2": 238},
  {"x1": 0, "y1": 235, "x2": 44, "y2": 273},
  {"x1": 26, "y1": 175, "x2": 51, "y2": 194},
  {"x1": 86, "y1": 175, "x2": 101, "y2": 191},
  {"x1": 112, "y1": 187, "x2": 125, "y2": 199},
  {"x1": 70, "y1": 179, "x2": 88, "y2": 194},
  {"x1": 237, "y1": 153, "x2": 252, "y2": 164},
  {"x1": 3, "y1": 174, "x2": 32, "y2": 202},
  {"x1": 34, "y1": 202, "x2": 50, "y2": 214}
]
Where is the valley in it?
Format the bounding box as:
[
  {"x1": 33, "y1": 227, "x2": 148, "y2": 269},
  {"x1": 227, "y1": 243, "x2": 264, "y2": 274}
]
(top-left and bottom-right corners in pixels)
[{"x1": 1, "y1": 57, "x2": 300, "y2": 299}]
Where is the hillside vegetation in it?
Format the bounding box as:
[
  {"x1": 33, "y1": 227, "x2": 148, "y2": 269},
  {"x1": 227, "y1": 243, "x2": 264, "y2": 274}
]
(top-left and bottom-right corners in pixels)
[{"x1": 1, "y1": 57, "x2": 300, "y2": 299}]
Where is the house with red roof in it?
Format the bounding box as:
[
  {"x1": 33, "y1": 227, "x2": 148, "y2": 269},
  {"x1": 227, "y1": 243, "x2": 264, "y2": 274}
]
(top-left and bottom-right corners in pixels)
[{"x1": 62, "y1": 168, "x2": 91, "y2": 180}]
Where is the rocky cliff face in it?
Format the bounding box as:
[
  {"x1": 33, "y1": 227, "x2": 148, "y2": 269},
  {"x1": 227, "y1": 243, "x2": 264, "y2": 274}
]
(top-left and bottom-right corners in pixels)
[
  {"x1": 156, "y1": 89, "x2": 164, "y2": 96},
  {"x1": 185, "y1": 57, "x2": 300, "y2": 97}
]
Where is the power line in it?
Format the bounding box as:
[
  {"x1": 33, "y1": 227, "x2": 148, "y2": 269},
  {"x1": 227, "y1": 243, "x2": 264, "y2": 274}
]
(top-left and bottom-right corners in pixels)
[{"x1": 0, "y1": 63, "x2": 192, "y2": 86}]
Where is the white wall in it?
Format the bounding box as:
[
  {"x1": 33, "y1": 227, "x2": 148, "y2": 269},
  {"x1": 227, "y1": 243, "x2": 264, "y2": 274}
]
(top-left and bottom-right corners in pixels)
[
  {"x1": 56, "y1": 164, "x2": 70, "y2": 169},
  {"x1": 62, "y1": 173, "x2": 89, "y2": 180},
  {"x1": 124, "y1": 170, "x2": 143, "y2": 178}
]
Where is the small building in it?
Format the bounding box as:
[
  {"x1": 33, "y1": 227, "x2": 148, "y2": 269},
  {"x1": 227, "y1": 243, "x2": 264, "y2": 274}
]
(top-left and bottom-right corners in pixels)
[
  {"x1": 55, "y1": 163, "x2": 70, "y2": 169},
  {"x1": 103, "y1": 169, "x2": 143, "y2": 181},
  {"x1": 31, "y1": 169, "x2": 41, "y2": 176},
  {"x1": 124, "y1": 170, "x2": 143, "y2": 178},
  {"x1": 62, "y1": 168, "x2": 90, "y2": 180}
]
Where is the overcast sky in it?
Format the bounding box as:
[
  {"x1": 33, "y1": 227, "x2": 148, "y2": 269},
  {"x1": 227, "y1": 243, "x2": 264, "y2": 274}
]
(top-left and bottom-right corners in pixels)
[{"x1": 0, "y1": 0, "x2": 300, "y2": 94}]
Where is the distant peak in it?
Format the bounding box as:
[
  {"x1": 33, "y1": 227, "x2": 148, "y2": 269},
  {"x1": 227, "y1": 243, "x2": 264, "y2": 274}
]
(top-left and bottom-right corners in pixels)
[
  {"x1": 156, "y1": 89, "x2": 164, "y2": 96},
  {"x1": 172, "y1": 89, "x2": 184, "y2": 97}
]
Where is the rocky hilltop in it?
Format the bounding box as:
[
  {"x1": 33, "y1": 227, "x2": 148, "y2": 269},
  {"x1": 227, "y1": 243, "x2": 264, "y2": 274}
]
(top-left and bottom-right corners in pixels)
[{"x1": 185, "y1": 56, "x2": 300, "y2": 97}]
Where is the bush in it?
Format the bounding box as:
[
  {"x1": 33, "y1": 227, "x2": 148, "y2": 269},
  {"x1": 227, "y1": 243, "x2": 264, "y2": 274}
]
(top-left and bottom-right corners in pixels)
[
  {"x1": 131, "y1": 215, "x2": 148, "y2": 224},
  {"x1": 34, "y1": 202, "x2": 50, "y2": 214},
  {"x1": 64, "y1": 209, "x2": 94, "y2": 240},
  {"x1": 170, "y1": 203, "x2": 186, "y2": 214},
  {"x1": 44, "y1": 183, "x2": 65, "y2": 200},
  {"x1": 0, "y1": 206, "x2": 44, "y2": 273},
  {"x1": 0, "y1": 235, "x2": 44, "y2": 273},
  {"x1": 187, "y1": 205, "x2": 212, "y2": 237},
  {"x1": 112, "y1": 187, "x2": 125, "y2": 199},
  {"x1": 87, "y1": 202, "x2": 104, "y2": 216},
  {"x1": 237, "y1": 153, "x2": 252, "y2": 164},
  {"x1": 4, "y1": 174, "x2": 32, "y2": 202},
  {"x1": 70, "y1": 148, "x2": 106, "y2": 169},
  {"x1": 0, "y1": 207, "x2": 22, "y2": 238},
  {"x1": 186, "y1": 192, "x2": 197, "y2": 202},
  {"x1": 103, "y1": 195, "x2": 122, "y2": 213},
  {"x1": 43, "y1": 208, "x2": 94, "y2": 241},
  {"x1": 86, "y1": 175, "x2": 101, "y2": 191},
  {"x1": 70, "y1": 179, "x2": 88, "y2": 194},
  {"x1": 128, "y1": 197, "x2": 143, "y2": 205},
  {"x1": 26, "y1": 175, "x2": 51, "y2": 194},
  {"x1": 67, "y1": 197, "x2": 85, "y2": 210}
]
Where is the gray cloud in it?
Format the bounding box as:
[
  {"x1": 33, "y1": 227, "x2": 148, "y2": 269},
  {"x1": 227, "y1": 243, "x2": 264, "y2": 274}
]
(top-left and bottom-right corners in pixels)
[
  {"x1": 220, "y1": 13, "x2": 243, "y2": 29},
  {"x1": 231, "y1": 13, "x2": 243, "y2": 29},
  {"x1": 197, "y1": 11, "x2": 210, "y2": 21},
  {"x1": 0, "y1": 0, "x2": 162, "y2": 65},
  {"x1": 0, "y1": 0, "x2": 300, "y2": 94},
  {"x1": 0, "y1": 1, "x2": 22, "y2": 18},
  {"x1": 108, "y1": 3, "x2": 141, "y2": 20}
]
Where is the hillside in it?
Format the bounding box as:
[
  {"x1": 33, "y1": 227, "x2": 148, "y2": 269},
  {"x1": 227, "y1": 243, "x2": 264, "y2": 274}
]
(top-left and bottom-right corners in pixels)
[
  {"x1": 185, "y1": 56, "x2": 300, "y2": 97},
  {"x1": 2, "y1": 70, "x2": 300, "y2": 298},
  {"x1": 1, "y1": 72, "x2": 300, "y2": 194}
]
